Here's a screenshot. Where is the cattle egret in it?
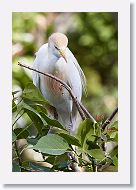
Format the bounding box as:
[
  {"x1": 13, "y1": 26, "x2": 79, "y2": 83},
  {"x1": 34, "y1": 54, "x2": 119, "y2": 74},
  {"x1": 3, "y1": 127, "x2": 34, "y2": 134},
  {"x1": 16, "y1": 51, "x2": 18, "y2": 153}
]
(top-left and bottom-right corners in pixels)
[{"x1": 32, "y1": 32, "x2": 86, "y2": 134}]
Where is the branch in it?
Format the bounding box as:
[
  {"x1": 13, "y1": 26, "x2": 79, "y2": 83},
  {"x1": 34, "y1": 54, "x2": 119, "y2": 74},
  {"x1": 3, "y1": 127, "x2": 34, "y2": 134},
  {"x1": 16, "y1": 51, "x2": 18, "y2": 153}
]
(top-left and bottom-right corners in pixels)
[
  {"x1": 101, "y1": 107, "x2": 118, "y2": 130},
  {"x1": 79, "y1": 103, "x2": 96, "y2": 123},
  {"x1": 18, "y1": 62, "x2": 96, "y2": 123}
]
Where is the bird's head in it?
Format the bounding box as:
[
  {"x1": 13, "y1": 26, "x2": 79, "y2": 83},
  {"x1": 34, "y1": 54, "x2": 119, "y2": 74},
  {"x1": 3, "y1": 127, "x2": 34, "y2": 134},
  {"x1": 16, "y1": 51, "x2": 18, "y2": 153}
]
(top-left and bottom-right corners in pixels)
[{"x1": 48, "y1": 32, "x2": 68, "y2": 62}]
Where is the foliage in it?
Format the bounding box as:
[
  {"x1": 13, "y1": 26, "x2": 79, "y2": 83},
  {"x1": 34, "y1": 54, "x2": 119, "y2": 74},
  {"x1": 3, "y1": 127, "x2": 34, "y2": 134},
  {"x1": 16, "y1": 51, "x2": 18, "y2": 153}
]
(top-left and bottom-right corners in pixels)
[{"x1": 12, "y1": 83, "x2": 118, "y2": 172}]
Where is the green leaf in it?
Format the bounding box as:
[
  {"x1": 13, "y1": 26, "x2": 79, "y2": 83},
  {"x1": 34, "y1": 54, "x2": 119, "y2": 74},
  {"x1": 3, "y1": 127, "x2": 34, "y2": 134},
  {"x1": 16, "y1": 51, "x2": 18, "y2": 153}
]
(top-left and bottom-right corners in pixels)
[
  {"x1": 102, "y1": 165, "x2": 118, "y2": 172},
  {"x1": 12, "y1": 131, "x2": 17, "y2": 142},
  {"x1": 57, "y1": 132, "x2": 81, "y2": 147},
  {"x1": 12, "y1": 100, "x2": 17, "y2": 112},
  {"x1": 14, "y1": 128, "x2": 29, "y2": 139},
  {"x1": 36, "y1": 104, "x2": 48, "y2": 115},
  {"x1": 112, "y1": 155, "x2": 118, "y2": 168},
  {"x1": 22, "y1": 83, "x2": 48, "y2": 103},
  {"x1": 77, "y1": 118, "x2": 95, "y2": 146},
  {"x1": 22, "y1": 102, "x2": 47, "y2": 125},
  {"x1": 54, "y1": 160, "x2": 71, "y2": 170},
  {"x1": 110, "y1": 145, "x2": 118, "y2": 157},
  {"x1": 45, "y1": 156, "x2": 56, "y2": 165},
  {"x1": 106, "y1": 121, "x2": 118, "y2": 142},
  {"x1": 27, "y1": 138, "x2": 38, "y2": 145},
  {"x1": 86, "y1": 129, "x2": 96, "y2": 142},
  {"x1": 25, "y1": 110, "x2": 44, "y2": 135},
  {"x1": 110, "y1": 131, "x2": 118, "y2": 139},
  {"x1": 86, "y1": 140, "x2": 100, "y2": 149},
  {"x1": 29, "y1": 162, "x2": 53, "y2": 172},
  {"x1": 12, "y1": 162, "x2": 21, "y2": 172},
  {"x1": 54, "y1": 153, "x2": 69, "y2": 165},
  {"x1": 110, "y1": 121, "x2": 118, "y2": 129},
  {"x1": 22, "y1": 161, "x2": 30, "y2": 168},
  {"x1": 40, "y1": 112, "x2": 65, "y2": 130},
  {"x1": 86, "y1": 149, "x2": 105, "y2": 161},
  {"x1": 33, "y1": 134, "x2": 69, "y2": 155},
  {"x1": 54, "y1": 153, "x2": 71, "y2": 170}
]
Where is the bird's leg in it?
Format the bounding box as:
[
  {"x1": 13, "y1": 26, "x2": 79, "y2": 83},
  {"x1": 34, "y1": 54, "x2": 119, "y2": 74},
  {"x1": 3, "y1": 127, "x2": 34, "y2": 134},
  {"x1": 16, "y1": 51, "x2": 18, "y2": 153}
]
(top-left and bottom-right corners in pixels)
[
  {"x1": 68, "y1": 113, "x2": 73, "y2": 134},
  {"x1": 68, "y1": 123, "x2": 73, "y2": 135},
  {"x1": 47, "y1": 105, "x2": 59, "y2": 134},
  {"x1": 67, "y1": 115, "x2": 84, "y2": 172},
  {"x1": 53, "y1": 107, "x2": 58, "y2": 120}
]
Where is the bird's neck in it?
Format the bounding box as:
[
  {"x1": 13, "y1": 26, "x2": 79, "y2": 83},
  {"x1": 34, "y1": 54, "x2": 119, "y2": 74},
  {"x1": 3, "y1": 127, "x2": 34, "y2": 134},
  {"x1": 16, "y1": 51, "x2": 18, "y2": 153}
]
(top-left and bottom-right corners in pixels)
[
  {"x1": 48, "y1": 46, "x2": 59, "y2": 61},
  {"x1": 47, "y1": 46, "x2": 60, "y2": 73}
]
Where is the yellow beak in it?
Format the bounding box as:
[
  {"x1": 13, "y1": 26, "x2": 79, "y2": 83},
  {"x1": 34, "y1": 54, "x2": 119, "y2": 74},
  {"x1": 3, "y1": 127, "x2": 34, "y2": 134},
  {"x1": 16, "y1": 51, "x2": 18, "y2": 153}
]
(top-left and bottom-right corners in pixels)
[{"x1": 59, "y1": 50, "x2": 67, "y2": 63}]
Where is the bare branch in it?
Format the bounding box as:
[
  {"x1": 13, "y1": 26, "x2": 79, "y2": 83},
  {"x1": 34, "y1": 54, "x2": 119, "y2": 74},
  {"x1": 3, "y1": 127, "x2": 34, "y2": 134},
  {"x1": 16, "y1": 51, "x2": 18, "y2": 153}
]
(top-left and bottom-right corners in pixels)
[
  {"x1": 78, "y1": 103, "x2": 96, "y2": 123},
  {"x1": 18, "y1": 62, "x2": 96, "y2": 123},
  {"x1": 101, "y1": 107, "x2": 118, "y2": 130}
]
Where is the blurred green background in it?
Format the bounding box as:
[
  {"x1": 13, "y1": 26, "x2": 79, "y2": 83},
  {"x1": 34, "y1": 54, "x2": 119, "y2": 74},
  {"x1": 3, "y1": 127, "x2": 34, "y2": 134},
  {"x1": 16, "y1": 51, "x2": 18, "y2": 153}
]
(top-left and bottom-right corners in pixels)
[{"x1": 12, "y1": 12, "x2": 118, "y2": 120}]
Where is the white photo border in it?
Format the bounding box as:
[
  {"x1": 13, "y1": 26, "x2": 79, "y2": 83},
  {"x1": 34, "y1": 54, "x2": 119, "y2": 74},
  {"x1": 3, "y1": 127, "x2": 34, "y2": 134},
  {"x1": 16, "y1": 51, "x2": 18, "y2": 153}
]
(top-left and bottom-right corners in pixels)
[{"x1": 0, "y1": 0, "x2": 130, "y2": 184}]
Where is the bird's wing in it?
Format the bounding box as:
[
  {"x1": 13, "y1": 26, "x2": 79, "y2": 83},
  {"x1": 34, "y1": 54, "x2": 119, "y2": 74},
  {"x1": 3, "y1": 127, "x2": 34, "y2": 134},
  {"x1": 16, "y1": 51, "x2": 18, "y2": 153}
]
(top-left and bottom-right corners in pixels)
[
  {"x1": 32, "y1": 58, "x2": 40, "y2": 89},
  {"x1": 66, "y1": 48, "x2": 87, "y2": 95},
  {"x1": 32, "y1": 44, "x2": 48, "y2": 89}
]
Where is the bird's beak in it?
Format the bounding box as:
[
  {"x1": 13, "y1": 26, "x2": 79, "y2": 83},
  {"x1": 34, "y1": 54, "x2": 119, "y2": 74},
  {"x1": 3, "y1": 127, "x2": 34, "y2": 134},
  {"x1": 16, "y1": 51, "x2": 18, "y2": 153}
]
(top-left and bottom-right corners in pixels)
[{"x1": 59, "y1": 50, "x2": 67, "y2": 63}]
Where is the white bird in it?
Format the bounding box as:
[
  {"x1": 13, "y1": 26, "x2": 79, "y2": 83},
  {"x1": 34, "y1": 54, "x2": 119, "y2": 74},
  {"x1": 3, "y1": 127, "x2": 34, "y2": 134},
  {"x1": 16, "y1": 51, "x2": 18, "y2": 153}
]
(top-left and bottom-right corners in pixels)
[{"x1": 32, "y1": 32, "x2": 86, "y2": 134}]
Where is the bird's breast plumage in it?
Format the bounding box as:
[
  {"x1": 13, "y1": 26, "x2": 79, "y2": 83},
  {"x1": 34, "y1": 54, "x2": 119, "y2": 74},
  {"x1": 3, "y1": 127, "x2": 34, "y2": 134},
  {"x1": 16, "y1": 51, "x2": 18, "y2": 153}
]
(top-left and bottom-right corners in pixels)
[{"x1": 45, "y1": 69, "x2": 66, "y2": 96}]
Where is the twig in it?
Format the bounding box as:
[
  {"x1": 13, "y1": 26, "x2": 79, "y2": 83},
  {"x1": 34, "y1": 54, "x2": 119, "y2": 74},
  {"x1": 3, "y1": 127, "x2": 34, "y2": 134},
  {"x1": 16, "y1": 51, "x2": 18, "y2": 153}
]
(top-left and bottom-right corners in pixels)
[
  {"x1": 18, "y1": 62, "x2": 96, "y2": 123},
  {"x1": 79, "y1": 103, "x2": 96, "y2": 123},
  {"x1": 101, "y1": 107, "x2": 118, "y2": 130}
]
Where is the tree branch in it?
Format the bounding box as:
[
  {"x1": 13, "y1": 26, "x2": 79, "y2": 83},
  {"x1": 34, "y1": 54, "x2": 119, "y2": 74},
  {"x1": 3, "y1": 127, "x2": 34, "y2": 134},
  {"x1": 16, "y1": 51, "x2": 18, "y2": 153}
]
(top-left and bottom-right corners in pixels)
[
  {"x1": 18, "y1": 62, "x2": 96, "y2": 123},
  {"x1": 101, "y1": 107, "x2": 118, "y2": 130},
  {"x1": 78, "y1": 103, "x2": 96, "y2": 123}
]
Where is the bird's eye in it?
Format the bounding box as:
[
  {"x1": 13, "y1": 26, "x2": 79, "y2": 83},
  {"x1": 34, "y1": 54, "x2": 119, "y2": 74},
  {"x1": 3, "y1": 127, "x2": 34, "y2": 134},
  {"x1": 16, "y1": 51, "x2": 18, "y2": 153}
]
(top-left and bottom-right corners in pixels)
[{"x1": 54, "y1": 45, "x2": 59, "y2": 50}]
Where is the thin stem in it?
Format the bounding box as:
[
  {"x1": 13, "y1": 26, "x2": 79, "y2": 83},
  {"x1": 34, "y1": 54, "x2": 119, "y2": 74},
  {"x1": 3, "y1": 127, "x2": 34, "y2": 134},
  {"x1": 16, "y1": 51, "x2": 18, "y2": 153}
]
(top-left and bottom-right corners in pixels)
[
  {"x1": 101, "y1": 107, "x2": 118, "y2": 130},
  {"x1": 79, "y1": 103, "x2": 97, "y2": 123},
  {"x1": 18, "y1": 62, "x2": 96, "y2": 123}
]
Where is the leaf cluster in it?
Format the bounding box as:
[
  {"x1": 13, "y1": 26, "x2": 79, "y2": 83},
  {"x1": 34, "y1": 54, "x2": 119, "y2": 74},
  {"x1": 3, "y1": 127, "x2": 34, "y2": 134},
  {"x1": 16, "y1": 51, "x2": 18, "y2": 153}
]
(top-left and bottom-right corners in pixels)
[{"x1": 12, "y1": 83, "x2": 118, "y2": 172}]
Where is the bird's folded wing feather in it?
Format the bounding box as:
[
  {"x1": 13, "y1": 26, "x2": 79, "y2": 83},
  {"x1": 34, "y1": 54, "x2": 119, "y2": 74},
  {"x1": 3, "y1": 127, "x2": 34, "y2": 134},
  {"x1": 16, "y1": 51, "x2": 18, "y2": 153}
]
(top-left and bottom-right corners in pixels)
[
  {"x1": 32, "y1": 44, "x2": 48, "y2": 89},
  {"x1": 32, "y1": 59, "x2": 40, "y2": 89},
  {"x1": 66, "y1": 48, "x2": 87, "y2": 95}
]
